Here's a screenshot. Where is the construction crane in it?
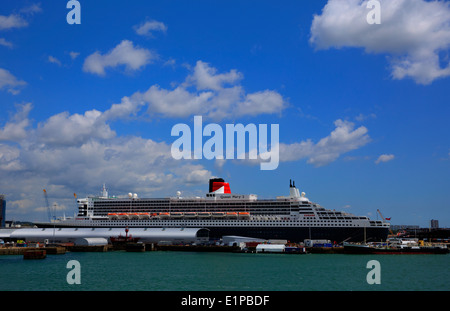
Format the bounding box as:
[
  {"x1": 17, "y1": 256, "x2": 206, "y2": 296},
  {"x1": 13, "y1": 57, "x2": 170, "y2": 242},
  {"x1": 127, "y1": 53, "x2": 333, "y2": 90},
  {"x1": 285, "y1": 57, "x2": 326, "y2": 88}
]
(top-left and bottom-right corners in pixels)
[
  {"x1": 43, "y1": 189, "x2": 52, "y2": 222},
  {"x1": 377, "y1": 209, "x2": 393, "y2": 235}
]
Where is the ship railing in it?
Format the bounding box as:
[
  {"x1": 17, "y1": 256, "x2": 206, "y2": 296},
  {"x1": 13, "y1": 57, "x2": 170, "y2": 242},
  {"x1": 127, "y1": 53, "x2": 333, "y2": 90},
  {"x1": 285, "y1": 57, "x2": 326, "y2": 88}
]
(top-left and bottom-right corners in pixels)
[{"x1": 104, "y1": 211, "x2": 254, "y2": 220}]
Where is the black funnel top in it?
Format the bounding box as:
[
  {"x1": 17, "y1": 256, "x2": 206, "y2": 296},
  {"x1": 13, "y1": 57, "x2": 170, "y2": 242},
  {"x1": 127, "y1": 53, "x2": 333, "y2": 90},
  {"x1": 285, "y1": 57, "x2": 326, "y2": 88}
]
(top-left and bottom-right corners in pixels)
[{"x1": 209, "y1": 178, "x2": 225, "y2": 193}]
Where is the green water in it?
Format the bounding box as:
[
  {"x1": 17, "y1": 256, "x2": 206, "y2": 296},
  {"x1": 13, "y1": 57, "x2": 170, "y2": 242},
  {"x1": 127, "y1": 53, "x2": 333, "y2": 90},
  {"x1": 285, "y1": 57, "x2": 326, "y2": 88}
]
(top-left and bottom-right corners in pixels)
[{"x1": 0, "y1": 251, "x2": 448, "y2": 291}]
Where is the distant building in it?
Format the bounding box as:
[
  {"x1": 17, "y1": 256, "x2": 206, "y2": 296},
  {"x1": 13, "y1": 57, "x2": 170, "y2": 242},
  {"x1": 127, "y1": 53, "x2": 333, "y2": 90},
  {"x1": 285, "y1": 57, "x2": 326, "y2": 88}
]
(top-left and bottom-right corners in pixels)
[
  {"x1": 430, "y1": 219, "x2": 439, "y2": 229},
  {"x1": 0, "y1": 195, "x2": 5, "y2": 228},
  {"x1": 391, "y1": 225, "x2": 420, "y2": 231}
]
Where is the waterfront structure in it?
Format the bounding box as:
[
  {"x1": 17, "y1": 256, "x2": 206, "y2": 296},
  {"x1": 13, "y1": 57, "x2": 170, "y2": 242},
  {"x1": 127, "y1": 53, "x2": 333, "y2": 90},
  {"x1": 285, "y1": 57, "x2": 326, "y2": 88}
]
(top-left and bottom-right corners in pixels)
[
  {"x1": 35, "y1": 178, "x2": 390, "y2": 243},
  {"x1": 0, "y1": 227, "x2": 209, "y2": 244},
  {"x1": 391, "y1": 225, "x2": 420, "y2": 231}
]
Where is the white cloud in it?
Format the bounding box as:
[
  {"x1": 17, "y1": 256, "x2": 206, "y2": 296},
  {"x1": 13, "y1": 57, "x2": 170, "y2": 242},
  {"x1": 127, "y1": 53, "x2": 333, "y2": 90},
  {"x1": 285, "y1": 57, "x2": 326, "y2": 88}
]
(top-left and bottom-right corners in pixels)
[
  {"x1": 0, "y1": 143, "x2": 22, "y2": 171},
  {"x1": 0, "y1": 38, "x2": 13, "y2": 48},
  {"x1": 69, "y1": 51, "x2": 80, "y2": 59},
  {"x1": 279, "y1": 119, "x2": 371, "y2": 167},
  {"x1": 310, "y1": 0, "x2": 450, "y2": 84},
  {"x1": 186, "y1": 60, "x2": 242, "y2": 91},
  {"x1": 163, "y1": 58, "x2": 176, "y2": 67},
  {"x1": 0, "y1": 6, "x2": 42, "y2": 50},
  {"x1": 140, "y1": 84, "x2": 214, "y2": 118},
  {"x1": 0, "y1": 14, "x2": 28, "y2": 30},
  {"x1": 0, "y1": 103, "x2": 32, "y2": 142},
  {"x1": 48, "y1": 55, "x2": 62, "y2": 66},
  {"x1": 102, "y1": 95, "x2": 145, "y2": 121},
  {"x1": 37, "y1": 109, "x2": 116, "y2": 146},
  {"x1": 0, "y1": 68, "x2": 26, "y2": 94},
  {"x1": 179, "y1": 164, "x2": 212, "y2": 185},
  {"x1": 0, "y1": 4, "x2": 42, "y2": 31},
  {"x1": 355, "y1": 113, "x2": 376, "y2": 122},
  {"x1": 237, "y1": 90, "x2": 285, "y2": 117},
  {"x1": 134, "y1": 20, "x2": 167, "y2": 37},
  {"x1": 20, "y1": 3, "x2": 43, "y2": 15},
  {"x1": 233, "y1": 119, "x2": 371, "y2": 168},
  {"x1": 0, "y1": 102, "x2": 212, "y2": 221},
  {"x1": 135, "y1": 60, "x2": 287, "y2": 120},
  {"x1": 375, "y1": 153, "x2": 395, "y2": 164},
  {"x1": 2, "y1": 99, "x2": 143, "y2": 148},
  {"x1": 83, "y1": 40, "x2": 156, "y2": 76}
]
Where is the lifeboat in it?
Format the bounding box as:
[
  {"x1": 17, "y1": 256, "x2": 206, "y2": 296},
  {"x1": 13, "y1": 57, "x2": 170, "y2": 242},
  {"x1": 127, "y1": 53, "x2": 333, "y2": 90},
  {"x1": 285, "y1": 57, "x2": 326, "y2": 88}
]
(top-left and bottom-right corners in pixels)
[
  {"x1": 212, "y1": 212, "x2": 226, "y2": 218},
  {"x1": 198, "y1": 212, "x2": 211, "y2": 218},
  {"x1": 118, "y1": 213, "x2": 129, "y2": 220},
  {"x1": 184, "y1": 212, "x2": 198, "y2": 218},
  {"x1": 170, "y1": 212, "x2": 184, "y2": 218},
  {"x1": 151, "y1": 213, "x2": 160, "y2": 219},
  {"x1": 138, "y1": 213, "x2": 150, "y2": 219},
  {"x1": 226, "y1": 212, "x2": 238, "y2": 218},
  {"x1": 129, "y1": 213, "x2": 140, "y2": 220},
  {"x1": 108, "y1": 213, "x2": 119, "y2": 220},
  {"x1": 159, "y1": 212, "x2": 170, "y2": 219},
  {"x1": 238, "y1": 212, "x2": 250, "y2": 219}
]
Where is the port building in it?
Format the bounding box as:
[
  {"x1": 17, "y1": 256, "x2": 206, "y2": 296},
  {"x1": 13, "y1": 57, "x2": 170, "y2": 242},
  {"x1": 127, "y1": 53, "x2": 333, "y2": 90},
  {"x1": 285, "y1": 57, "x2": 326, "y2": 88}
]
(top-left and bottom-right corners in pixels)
[{"x1": 0, "y1": 227, "x2": 209, "y2": 244}]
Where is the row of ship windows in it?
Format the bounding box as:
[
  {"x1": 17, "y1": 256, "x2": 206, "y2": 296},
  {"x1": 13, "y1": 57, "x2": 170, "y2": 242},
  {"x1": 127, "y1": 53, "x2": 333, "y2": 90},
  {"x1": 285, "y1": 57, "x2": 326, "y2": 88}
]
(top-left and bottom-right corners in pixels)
[
  {"x1": 93, "y1": 202, "x2": 294, "y2": 206},
  {"x1": 96, "y1": 220, "x2": 368, "y2": 227},
  {"x1": 312, "y1": 217, "x2": 367, "y2": 220},
  {"x1": 93, "y1": 212, "x2": 363, "y2": 220},
  {"x1": 102, "y1": 207, "x2": 297, "y2": 211},
  {"x1": 92, "y1": 206, "x2": 295, "y2": 210},
  {"x1": 87, "y1": 207, "x2": 360, "y2": 215},
  {"x1": 94, "y1": 210, "x2": 299, "y2": 215},
  {"x1": 97, "y1": 219, "x2": 364, "y2": 224}
]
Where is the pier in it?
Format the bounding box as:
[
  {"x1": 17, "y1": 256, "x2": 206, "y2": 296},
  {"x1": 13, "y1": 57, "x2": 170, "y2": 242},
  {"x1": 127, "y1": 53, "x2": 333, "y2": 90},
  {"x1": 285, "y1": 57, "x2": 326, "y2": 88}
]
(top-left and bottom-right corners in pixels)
[
  {"x1": 306, "y1": 246, "x2": 344, "y2": 254},
  {"x1": 1, "y1": 227, "x2": 448, "y2": 256},
  {"x1": 0, "y1": 246, "x2": 66, "y2": 255}
]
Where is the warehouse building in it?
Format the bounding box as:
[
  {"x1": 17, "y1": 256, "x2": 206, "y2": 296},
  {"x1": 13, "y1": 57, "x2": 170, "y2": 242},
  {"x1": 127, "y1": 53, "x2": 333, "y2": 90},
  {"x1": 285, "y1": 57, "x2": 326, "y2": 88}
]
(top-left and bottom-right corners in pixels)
[{"x1": 0, "y1": 227, "x2": 209, "y2": 244}]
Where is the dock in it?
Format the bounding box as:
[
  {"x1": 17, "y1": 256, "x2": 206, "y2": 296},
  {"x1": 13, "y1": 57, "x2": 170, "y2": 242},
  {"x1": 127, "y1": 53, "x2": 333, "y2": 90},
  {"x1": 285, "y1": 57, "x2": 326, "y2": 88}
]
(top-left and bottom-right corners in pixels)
[
  {"x1": 23, "y1": 249, "x2": 46, "y2": 259},
  {"x1": 155, "y1": 244, "x2": 241, "y2": 252},
  {"x1": 125, "y1": 243, "x2": 146, "y2": 252},
  {"x1": 66, "y1": 245, "x2": 110, "y2": 252},
  {"x1": 0, "y1": 246, "x2": 66, "y2": 255},
  {"x1": 306, "y1": 246, "x2": 344, "y2": 254}
]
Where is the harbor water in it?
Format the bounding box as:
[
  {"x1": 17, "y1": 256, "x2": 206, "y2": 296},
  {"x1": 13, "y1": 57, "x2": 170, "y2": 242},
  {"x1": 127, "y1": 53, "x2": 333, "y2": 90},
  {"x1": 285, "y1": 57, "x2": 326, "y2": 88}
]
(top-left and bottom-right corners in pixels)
[{"x1": 0, "y1": 251, "x2": 449, "y2": 291}]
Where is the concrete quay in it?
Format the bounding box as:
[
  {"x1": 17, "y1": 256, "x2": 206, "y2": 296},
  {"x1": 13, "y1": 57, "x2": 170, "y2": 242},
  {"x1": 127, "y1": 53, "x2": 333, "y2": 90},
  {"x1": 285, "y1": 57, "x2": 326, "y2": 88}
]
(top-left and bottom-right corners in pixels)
[{"x1": 0, "y1": 246, "x2": 66, "y2": 255}]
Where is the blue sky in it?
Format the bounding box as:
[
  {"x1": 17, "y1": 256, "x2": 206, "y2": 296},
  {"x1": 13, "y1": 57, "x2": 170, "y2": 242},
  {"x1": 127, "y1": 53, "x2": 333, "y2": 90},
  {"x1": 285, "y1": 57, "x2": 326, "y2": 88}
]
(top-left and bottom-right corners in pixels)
[{"x1": 0, "y1": 0, "x2": 449, "y2": 227}]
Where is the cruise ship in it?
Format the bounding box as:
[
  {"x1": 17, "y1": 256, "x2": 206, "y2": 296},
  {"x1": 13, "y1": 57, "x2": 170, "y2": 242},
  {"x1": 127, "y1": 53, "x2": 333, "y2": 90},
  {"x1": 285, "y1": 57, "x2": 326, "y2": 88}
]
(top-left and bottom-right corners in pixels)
[{"x1": 35, "y1": 178, "x2": 390, "y2": 243}]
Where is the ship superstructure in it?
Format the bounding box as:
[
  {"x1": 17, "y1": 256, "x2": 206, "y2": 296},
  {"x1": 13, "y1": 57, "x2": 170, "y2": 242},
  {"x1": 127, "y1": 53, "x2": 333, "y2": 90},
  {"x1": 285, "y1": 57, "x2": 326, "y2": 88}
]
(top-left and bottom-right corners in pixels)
[{"x1": 36, "y1": 178, "x2": 390, "y2": 243}]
